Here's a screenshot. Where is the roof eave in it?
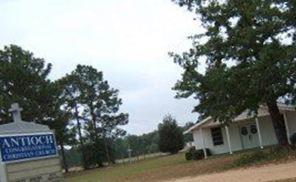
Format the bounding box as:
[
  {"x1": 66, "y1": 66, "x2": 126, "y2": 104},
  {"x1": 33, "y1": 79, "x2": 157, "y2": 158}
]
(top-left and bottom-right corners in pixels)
[{"x1": 183, "y1": 117, "x2": 212, "y2": 134}]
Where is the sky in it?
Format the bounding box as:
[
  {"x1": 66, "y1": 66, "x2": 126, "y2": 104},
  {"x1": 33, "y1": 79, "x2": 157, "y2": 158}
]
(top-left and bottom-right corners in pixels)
[{"x1": 0, "y1": 0, "x2": 204, "y2": 135}]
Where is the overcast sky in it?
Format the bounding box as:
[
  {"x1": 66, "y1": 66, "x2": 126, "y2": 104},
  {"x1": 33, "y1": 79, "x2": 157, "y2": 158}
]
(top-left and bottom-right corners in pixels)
[{"x1": 0, "y1": 0, "x2": 204, "y2": 135}]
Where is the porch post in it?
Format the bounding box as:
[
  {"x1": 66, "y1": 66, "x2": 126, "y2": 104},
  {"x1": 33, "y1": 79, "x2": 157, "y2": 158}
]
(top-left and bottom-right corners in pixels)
[
  {"x1": 283, "y1": 111, "x2": 291, "y2": 144},
  {"x1": 255, "y1": 117, "x2": 264, "y2": 149},
  {"x1": 200, "y1": 128, "x2": 208, "y2": 159},
  {"x1": 225, "y1": 126, "x2": 233, "y2": 154}
]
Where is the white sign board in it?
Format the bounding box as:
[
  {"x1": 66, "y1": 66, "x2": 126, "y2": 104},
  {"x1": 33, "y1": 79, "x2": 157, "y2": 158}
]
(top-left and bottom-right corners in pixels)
[{"x1": 0, "y1": 103, "x2": 63, "y2": 182}]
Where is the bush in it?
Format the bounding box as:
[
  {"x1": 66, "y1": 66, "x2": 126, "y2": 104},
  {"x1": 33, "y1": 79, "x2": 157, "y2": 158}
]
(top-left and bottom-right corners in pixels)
[
  {"x1": 233, "y1": 146, "x2": 293, "y2": 167},
  {"x1": 185, "y1": 147, "x2": 211, "y2": 161},
  {"x1": 290, "y1": 133, "x2": 296, "y2": 146},
  {"x1": 269, "y1": 145, "x2": 290, "y2": 157},
  {"x1": 185, "y1": 150, "x2": 193, "y2": 160},
  {"x1": 233, "y1": 150, "x2": 268, "y2": 167}
]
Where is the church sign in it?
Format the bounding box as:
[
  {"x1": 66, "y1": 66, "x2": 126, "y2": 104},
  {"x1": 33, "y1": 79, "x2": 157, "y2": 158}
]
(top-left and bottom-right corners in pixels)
[
  {"x1": 0, "y1": 103, "x2": 63, "y2": 182},
  {"x1": 0, "y1": 133, "x2": 58, "y2": 162}
]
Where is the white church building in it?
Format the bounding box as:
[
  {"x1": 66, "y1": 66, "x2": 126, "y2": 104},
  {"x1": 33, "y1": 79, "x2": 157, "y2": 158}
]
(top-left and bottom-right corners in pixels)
[{"x1": 184, "y1": 104, "x2": 296, "y2": 157}]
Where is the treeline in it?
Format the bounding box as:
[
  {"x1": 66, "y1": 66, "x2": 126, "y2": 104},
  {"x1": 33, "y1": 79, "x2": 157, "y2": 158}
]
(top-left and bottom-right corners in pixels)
[
  {"x1": 60, "y1": 131, "x2": 160, "y2": 168},
  {"x1": 88, "y1": 118, "x2": 193, "y2": 165},
  {"x1": 113, "y1": 117, "x2": 194, "y2": 160},
  {"x1": 62, "y1": 117, "x2": 194, "y2": 168},
  {"x1": 0, "y1": 45, "x2": 195, "y2": 172},
  {"x1": 0, "y1": 45, "x2": 128, "y2": 171},
  {"x1": 114, "y1": 130, "x2": 160, "y2": 159}
]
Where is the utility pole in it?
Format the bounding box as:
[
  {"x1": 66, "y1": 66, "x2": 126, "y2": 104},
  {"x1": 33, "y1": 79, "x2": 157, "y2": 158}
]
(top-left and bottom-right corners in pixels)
[{"x1": 127, "y1": 148, "x2": 132, "y2": 164}]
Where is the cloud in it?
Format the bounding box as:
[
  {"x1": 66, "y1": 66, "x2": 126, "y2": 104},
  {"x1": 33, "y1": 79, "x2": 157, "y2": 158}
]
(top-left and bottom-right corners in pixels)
[{"x1": 0, "y1": 0, "x2": 202, "y2": 134}]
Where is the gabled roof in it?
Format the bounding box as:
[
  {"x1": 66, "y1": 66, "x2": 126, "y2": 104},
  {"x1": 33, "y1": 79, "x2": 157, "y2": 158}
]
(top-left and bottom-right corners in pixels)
[
  {"x1": 184, "y1": 104, "x2": 295, "y2": 134},
  {"x1": 0, "y1": 121, "x2": 50, "y2": 135},
  {"x1": 0, "y1": 103, "x2": 52, "y2": 135},
  {"x1": 184, "y1": 117, "x2": 211, "y2": 134}
]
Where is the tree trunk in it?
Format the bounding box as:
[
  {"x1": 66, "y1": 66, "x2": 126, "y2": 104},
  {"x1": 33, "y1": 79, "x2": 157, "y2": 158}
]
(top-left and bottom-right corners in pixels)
[
  {"x1": 74, "y1": 105, "x2": 87, "y2": 169},
  {"x1": 90, "y1": 109, "x2": 111, "y2": 165},
  {"x1": 90, "y1": 109, "x2": 105, "y2": 166},
  {"x1": 60, "y1": 143, "x2": 68, "y2": 173},
  {"x1": 103, "y1": 137, "x2": 112, "y2": 165},
  {"x1": 90, "y1": 107, "x2": 99, "y2": 138},
  {"x1": 266, "y1": 99, "x2": 288, "y2": 146}
]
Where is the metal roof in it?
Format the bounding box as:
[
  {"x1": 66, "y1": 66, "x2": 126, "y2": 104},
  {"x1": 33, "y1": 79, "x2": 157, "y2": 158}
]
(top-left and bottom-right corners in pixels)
[
  {"x1": 0, "y1": 103, "x2": 51, "y2": 135},
  {"x1": 184, "y1": 104, "x2": 296, "y2": 134},
  {"x1": 0, "y1": 121, "x2": 50, "y2": 135}
]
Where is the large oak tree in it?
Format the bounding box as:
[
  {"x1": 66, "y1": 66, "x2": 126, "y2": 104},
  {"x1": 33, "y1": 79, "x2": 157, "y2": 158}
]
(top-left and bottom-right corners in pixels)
[{"x1": 171, "y1": 0, "x2": 296, "y2": 145}]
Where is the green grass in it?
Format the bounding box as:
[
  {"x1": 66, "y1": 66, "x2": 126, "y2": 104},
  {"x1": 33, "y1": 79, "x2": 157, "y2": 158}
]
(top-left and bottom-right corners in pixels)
[
  {"x1": 65, "y1": 153, "x2": 186, "y2": 182},
  {"x1": 232, "y1": 146, "x2": 296, "y2": 167},
  {"x1": 65, "y1": 147, "x2": 296, "y2": 182}
]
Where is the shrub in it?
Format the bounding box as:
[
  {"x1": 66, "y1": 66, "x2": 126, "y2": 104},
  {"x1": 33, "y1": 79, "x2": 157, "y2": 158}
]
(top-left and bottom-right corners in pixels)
[
  {"x1": 269, "y1": 145, "x2": 290, "y2": 157},
  {"x1": 185, "y1": 150, "x2": 193, "y2": 160},
  {"x1": 191, "y1": 149, "x2": 204, "y2": 160},
  {"x1": 185, "y1": 147, "x2": 211, "y2": 161},
  {"x1": 233, "y1": 146, "x2": 293, "y2": 167},
  {"x1": 185, "y1": 147, "x2": 195, "y2": 160},
  {"x1": 233, "y1": 150, "x2": 268, "y2": 167}
]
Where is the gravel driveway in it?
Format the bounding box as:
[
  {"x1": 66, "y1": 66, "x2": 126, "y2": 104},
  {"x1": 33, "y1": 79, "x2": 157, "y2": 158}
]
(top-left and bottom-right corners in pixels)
[{"x1": 168, "y1": 161, "x2": 296, "y2": 182}]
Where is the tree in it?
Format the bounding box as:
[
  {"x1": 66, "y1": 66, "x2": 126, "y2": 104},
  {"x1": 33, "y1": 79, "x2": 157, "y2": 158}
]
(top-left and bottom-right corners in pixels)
[
  {"x1": 0, "y1": 45, "x2": 77, "y2": 171},
  {"x1": 183, "y1": 122, "x2": 194, "y2": 143},
  {"x1": 171, "y1": 0, "x2": 296, "y2": 145},
  {"x1": 126, "y1": 135, "x2": 145, "y2": 156},
  {"x1": 63, "y1": 65, "x2": 128, "y2": 167},
  {"x1": 46, "y1": 82, "x2": 77, "y2": 173},
  {"x1": 0, "y1": 45, "x2": 55, "y2": 124},
  {"x1": 58, "y1": 74, "x2": 88, "y2": 169},
  {"x1": 113, "y1": 130, "x2": 160, "y2": 160},
  {"x1": 47, "y1": 110, "x2": 74, "y2": 173},
  {"x1": 158, "y1": 115, "x2": 184, "y2": 154},
  {"x1": 113, "y1": 138, "x2": 129, "y2": 159}
]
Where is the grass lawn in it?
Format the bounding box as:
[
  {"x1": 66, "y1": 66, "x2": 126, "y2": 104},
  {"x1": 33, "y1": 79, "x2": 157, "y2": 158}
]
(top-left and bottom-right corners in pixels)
[
  {"x1": 65, "y1": 148, "x2": 296, "y2": 182},
  {"x1": 65, "y1": 152, "x2": 239, "y2": 182}
]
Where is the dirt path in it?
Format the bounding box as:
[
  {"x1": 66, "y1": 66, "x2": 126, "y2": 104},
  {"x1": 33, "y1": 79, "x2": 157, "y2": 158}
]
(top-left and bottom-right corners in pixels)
[{"x1": 168, "y1": 161, "x2": 296, "y2": 182}]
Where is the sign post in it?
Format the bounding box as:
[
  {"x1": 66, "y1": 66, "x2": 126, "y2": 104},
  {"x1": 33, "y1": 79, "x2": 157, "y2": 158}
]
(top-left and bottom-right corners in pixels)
[{"x1": 0, "y1": 103, "x2": 63, "y2": 182}]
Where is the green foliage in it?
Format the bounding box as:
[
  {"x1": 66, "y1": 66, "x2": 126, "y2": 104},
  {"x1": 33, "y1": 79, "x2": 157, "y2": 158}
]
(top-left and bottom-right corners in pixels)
[
  {"x1": 0, "y1": 45, "x2": 78, "y2": 172},
  {"x1": 171, "y1": 0, "x2": 296, "y2": 120},
  {"x1": 113, "y1": 138, "x2": 129, "y2": 159},
  {"x1": 158, "y1": 115, "x2": 184, "y2": 154},
  {"x1": 234, "y1": 147, "x2": 294, "y2": 167},
  {"x1": 0, "y1": 45, "x2": 129, "y2": 170},
  {"x1": 82, "y1": 139, "x2": 116, "y2": 168},
  {"x1": 61, "y1": 65, "x2": 128, "y2": 140},
  {"x1": 59, "y1": 65, "x2": 128, "y2": 167},
  {"x1": 127, "y1": 132, "x2": 159, "y2": 156},
  {"x1": 185, "y1": 147, "x2": 211, "y2": 161},
  {"x1": 185, "y1": 151, "x2": 192, "y2": 161},
  {"x1": 47, "y1": 101, "x2": 75, "y2": 172},
  {"x1": 113, "y1": 130, "x2": 160, "y2": 159},
  {"x1": 63, "y1": 147, "x2": 83, "y2": 168},
  {"x1": 269, "y1": 145, "x2": 291, "y2": 157},
  {"x1": 171, "y1": 0, "x2": 296, "y2": 144},
  {"x1": 233, "y1": 150, "x2": 268, "y2": 167},
  {"x1": 182, "y1": 122, "x2": 194, "y2": 143},
  {"x1": 0, "y1": 45, "x2": 56, "y2": 124}
]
